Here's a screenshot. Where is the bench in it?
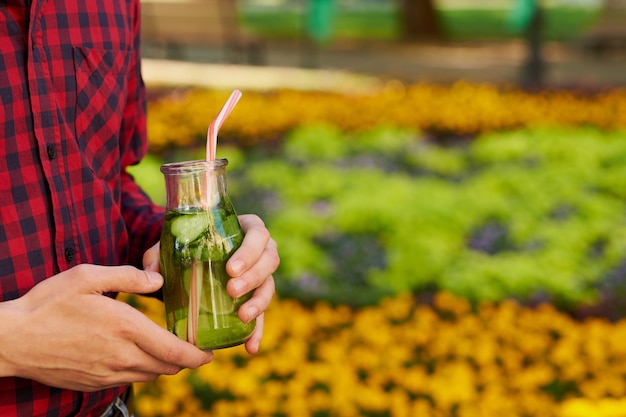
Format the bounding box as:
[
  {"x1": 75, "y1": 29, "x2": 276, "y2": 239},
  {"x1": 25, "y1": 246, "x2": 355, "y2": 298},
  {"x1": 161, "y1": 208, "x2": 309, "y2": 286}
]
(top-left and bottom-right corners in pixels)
[
  {"x1": 140, "y1": 0, "x2": 265, "y2": 64},
  {"x1": 582, "y1": 0, "x2": 626, "y2": 55}
]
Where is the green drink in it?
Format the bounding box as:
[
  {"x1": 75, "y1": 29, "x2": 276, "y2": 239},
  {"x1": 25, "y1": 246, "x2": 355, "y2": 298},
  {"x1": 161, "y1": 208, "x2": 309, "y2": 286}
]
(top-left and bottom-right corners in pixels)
[{"x1": 159, "y1": 160, "x2": 254, "y2": 350}]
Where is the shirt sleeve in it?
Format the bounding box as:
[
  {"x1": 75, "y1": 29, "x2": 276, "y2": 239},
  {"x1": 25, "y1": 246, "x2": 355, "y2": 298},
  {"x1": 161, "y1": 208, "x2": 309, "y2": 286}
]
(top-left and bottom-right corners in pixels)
[{"x1": 119, "y1": 0, "x2": 165, "y2": 268}]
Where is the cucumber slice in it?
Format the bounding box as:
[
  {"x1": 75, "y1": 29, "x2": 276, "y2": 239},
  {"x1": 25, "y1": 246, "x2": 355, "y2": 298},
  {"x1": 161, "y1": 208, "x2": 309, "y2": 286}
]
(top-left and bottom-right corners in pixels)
[{"x1": 171, "y1": 212, "x2": 210, "y2": 243}]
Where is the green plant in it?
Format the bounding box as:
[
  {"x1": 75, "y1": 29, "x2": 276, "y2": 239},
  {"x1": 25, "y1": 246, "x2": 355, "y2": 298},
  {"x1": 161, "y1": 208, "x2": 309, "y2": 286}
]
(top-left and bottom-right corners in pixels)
[
  {"x1": 132, "y1": 121, "x2": 626, "y2": 312},
  {"x1": 228, "y1": 124, "x2": 626, "y2": 310}
]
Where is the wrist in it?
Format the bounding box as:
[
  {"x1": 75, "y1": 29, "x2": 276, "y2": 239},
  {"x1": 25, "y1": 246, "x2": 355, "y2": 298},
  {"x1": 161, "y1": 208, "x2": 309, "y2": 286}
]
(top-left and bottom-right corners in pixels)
[{"x1": 0, "y1": 298, "x2": 28, "y2": 377}]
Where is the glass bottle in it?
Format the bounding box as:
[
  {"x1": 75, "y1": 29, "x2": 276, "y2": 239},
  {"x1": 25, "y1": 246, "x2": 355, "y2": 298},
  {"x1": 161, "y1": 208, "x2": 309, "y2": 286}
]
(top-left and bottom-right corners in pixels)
[{"x1": 159, "y1": 159, "x2": 254, "y2": 350}]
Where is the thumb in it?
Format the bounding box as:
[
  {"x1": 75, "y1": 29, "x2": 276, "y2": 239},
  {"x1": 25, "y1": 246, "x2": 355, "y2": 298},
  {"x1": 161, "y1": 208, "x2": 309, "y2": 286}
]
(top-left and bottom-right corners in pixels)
[
  {"x1": 72, "y1": 264, "x2": 164, "y2": 295},
  {"x1": 143, "y1": 242, "x2": 160, "y2": 272}
]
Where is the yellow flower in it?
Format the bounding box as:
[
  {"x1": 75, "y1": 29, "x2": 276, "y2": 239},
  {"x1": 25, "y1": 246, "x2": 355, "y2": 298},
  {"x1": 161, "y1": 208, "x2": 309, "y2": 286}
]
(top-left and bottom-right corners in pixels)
[
  {"x1": 434, "y1": 292, "x2": 471, "y2": 315},
  {"x1": 509, "y1": 363, "x2": 556, "y2": 392},
  {"x1": 428, "y1": 361, "x2": 477, "y2": 409},
  {"x1": 379, "y1": 292, "x2": 415, "y2": 322},
  {"x1": 147, "y1": 85, "x2": 626, "y2": 150},
  {"x1": 409, "y1": 398, "x2": 436, "y2": 417},
  {"x1": 560, "y1": 397, "x2": 626, "y2": 417},
  {"x1": 128, "y1": 294, "x2": 626, "y2": 417}
]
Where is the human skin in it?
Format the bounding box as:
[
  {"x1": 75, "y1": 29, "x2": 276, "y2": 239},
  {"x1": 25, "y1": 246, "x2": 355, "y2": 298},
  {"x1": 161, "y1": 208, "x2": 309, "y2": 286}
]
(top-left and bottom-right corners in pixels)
[{"x1": 0, "y1": 214, "x2": 278, "y2": 392}]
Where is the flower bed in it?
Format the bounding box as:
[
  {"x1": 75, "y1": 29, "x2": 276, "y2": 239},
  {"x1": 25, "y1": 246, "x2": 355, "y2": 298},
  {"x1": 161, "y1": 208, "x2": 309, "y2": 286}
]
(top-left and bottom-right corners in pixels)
[
  {"x1": 128, "y1": 292, "x2": 626, "y2": 417},
  {"x1": 147, "y1": 83, "x2": 626, "y2": 151}
]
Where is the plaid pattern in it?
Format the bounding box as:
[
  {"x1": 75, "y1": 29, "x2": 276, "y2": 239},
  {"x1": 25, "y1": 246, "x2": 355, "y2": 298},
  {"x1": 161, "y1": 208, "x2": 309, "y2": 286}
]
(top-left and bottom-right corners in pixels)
[{"x1": 0, "y1": 0, "x2": 164, "y2": 415}]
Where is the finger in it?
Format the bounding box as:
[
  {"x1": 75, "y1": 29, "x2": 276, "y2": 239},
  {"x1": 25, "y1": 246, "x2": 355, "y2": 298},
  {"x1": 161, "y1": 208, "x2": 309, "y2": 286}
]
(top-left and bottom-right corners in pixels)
[
  {"x1": 98, "y1": 371, "x2": 162, "y2": 389},
  {"x1": 128, "y1": 313, "x2": 214, "y2": 369},
  {"x1": 110, "y1": 344, "x2": 184, "y2": 376},
  {"x1": 104, "y1": 342, "x2": 198, "y2": 380},
  {"x1": 143, "y1": 242, "x2": 161, "y2": 272},
  {"x1": 238, "y1": 274, "x2": 275, "y2": 324},
  {"x1": 87, "y1": 350, "x2": 182, "y2": 391},
  {"x1": 69, "y1": 264, "x2": 163, "y2": 296},
  {"x1": 228, "y1": 238, "x2": 279, "y2": 298},
  {"x1": 238, "y1": 213, "x2": 266, "y2": 231},
  {"x1": 244, "y1": 313, "x2": 264, "y2": 355},
  {"x1": 227, "y1": 214, "x2": 272, "y2": 278}
]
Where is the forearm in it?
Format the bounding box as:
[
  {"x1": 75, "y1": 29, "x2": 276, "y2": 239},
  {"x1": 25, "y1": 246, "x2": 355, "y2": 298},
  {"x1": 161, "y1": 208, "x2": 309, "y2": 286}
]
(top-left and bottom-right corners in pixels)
[{"x1": 0, "y1": 298, "x2": 27, "y2": 378}]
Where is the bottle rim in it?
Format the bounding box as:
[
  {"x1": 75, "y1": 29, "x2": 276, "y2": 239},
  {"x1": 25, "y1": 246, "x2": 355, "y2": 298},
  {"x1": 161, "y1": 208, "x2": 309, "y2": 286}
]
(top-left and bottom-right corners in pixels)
[{"x1": 160, "y1": 159, "x2": 228, "y2": 175}]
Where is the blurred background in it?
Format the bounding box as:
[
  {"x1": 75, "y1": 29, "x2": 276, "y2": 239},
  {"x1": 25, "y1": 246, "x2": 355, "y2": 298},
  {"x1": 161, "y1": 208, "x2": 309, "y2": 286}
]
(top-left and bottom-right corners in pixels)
[
  {"x1": 129, "y1": 1, "x2": 626, "y2": 416},
  {"x1": 140, "y1": 0, "x2": 626, "y2": 88}
]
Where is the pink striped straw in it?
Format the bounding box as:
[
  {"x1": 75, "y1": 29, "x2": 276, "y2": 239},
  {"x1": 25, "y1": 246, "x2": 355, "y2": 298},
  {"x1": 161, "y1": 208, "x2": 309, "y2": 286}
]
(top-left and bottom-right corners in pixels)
[
  {"x1": 188, "y1": 89, "x2": 242, "y2": 347},
  {"x1": 206, "y1": 89, "x2": 243, "y2": 161}
]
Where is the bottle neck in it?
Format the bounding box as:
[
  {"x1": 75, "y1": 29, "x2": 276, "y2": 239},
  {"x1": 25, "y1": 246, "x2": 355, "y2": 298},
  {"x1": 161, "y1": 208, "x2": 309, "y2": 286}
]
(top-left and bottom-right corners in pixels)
[{"x1": 161, "y1": 160, "x2": 229, "y2": 211}]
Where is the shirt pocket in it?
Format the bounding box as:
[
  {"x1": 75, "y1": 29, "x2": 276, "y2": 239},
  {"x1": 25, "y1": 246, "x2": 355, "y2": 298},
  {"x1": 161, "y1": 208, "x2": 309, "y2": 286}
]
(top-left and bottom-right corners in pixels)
[{"x1": 74, "y1": 46, "x2": 129, "y2": 182}]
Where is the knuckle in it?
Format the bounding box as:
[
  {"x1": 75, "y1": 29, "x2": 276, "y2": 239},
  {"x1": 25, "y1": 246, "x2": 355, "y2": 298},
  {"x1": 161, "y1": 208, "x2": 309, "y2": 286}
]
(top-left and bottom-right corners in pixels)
[
  {"x1": 71, "y1": 263, "x2": 91, "y2": 276},
  {"x1": 162, "y1": 365, "x2": 183, "y2": 375},
  {"x1": 254, "y1": 225, "x2": 271, "y2": 242},
  {"x1": 267, "y1": 248, "x2": 281, "y2": 271},
  {"x1": 119, "y1": 264, "x2": 139, "y2": 277},
  {"x1": 115, "y1": 314, "x2": 137, "y2": 339},
  {"x1": 111, "y1": 355, "x2": 137, "y2": 372},
  {"x1": 161, "y1": 345, "x2": 184, "y2": 365}
]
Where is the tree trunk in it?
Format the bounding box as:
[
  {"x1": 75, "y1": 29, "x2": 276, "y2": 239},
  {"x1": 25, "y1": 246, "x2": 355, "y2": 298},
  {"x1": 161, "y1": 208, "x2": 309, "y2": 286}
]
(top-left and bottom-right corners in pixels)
[
  {"x1": 400, "y1": 0, "x2": 444, "y2": 42},
  {"x1": 520, "y1": 3, "x2": 545, "y2": 89}
]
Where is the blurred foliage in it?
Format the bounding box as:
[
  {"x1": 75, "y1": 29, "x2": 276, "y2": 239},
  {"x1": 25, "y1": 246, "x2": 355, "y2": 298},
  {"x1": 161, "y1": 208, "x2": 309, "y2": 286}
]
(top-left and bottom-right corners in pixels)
[
  {"x1": 129, "y1": 82, "x2": 626, "y2": 416},
  {"x1": 136, "y1": 118, "x2": 626, "y2": 312},
  {"x1": 240, "y1": 3, "x2": 600, "y2": 41},
  {"x1": 146, "y1": 83, "x2": 626, "y2": 152},
  {"x1": 229, "y1": 124, "x2": 626, "y2": 311},
  {"x1": 125, "y1": 292, "x2": 626, "y2": 417}
]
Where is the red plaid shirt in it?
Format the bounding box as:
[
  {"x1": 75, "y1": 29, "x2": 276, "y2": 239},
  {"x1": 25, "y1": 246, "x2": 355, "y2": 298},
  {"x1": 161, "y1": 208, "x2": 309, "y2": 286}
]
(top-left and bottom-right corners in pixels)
[{"x1": 0, "y1": 0, "x2": 164, "y2": 415}]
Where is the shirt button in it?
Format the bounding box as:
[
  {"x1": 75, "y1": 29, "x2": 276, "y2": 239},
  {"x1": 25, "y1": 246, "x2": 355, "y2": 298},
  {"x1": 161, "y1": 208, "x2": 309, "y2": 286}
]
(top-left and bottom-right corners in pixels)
[
  {"x1": 46, "y1": 145, "x2": 57, "y2": 159},
  {"x1": 64, "y1": 247, "x2": 75, "y2": 262}
]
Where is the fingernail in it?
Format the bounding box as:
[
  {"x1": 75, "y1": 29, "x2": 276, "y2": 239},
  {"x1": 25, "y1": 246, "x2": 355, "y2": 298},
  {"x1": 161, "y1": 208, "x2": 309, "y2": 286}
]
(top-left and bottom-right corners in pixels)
[{"x1": 230, "y1": 259, "x2": 245, "y2": 277}]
